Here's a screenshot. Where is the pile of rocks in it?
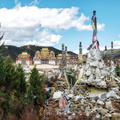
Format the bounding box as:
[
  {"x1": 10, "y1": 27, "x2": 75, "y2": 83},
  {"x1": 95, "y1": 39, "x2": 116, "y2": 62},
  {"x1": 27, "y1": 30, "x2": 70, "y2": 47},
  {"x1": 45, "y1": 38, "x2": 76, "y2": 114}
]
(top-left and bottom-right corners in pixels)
[
  {"x1": 78, "y1": 46, "x2": 118, "y2": 89},
  {"x1": 74, "y1": 41, "x2": 120, "y2": 94},
  {"x1": 75, "y1": 82, "x2": 89, "y2": 96},
  {"x1": 46, "y1": 72, "x2": 69, "y2": 112},
  {"x1": 68, "y1": 92, "x2": 120, "y2": 118},
  {"x1": 53, "y1": 73, "x2": 69, "y2": 91},
  {"x1": 67, "y1": 43, "x2": 120, "y2": 118},
  {"x1": 45, "y1": 42, "x2": 120, "y2": 119},
  {"x1": 46, "y1": 98, "x2": 59, "y2": 110}
]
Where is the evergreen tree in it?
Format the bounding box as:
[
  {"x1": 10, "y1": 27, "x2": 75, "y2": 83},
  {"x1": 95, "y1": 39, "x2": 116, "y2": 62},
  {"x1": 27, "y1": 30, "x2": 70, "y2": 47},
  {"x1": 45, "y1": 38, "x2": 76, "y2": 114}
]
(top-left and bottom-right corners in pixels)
[
  {"x1": 3, "y1": 56, "x2": 16, "y2": 94},
  {"x1": 14, "y1": 64, "x2": 26, "y2": 98},
  {"x1": 0, "y1": 53, "x2": 5, "y2": 87},
  {"x1": 0, "y1": 56, "x2": 12, "y2": 118},
  {"x1": 29, "y1": 66, "x2": 46, "y2": 109},
  {"x1": 0, "y1": 33, "x2": 11, "y2": 118}
]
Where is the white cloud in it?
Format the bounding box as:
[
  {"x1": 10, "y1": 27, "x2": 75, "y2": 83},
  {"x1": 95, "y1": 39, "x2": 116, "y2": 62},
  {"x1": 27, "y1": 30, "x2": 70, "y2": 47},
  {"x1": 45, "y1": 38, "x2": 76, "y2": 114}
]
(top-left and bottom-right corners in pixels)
[
  {"x1": 0, "y1": 5, "x2": 105, "y2": 46},
  {"x1": 113, "y1": 41, "x2": 120, "y2": 49},
  {"x1": 118, "y1": 35, "x2": 120, "y2": 38},
  {"x1": 29, "y1": 0, "x2": 39, "y2": 6},
  {"x1": 99, "y1": 46, "x2": 106, "y2": 51},
  {"x1": 100, "y1": 41, "x2": 120, "y2": 51},
  {"x1": 2, "y1": 30, "x2": 62, "y2": 47},
  {"x1": 73, "y1": 49, "x2": 88, "y2": 54},
  {"x1": 97, "y1": 23, "x2": 105, "y2": 31}
]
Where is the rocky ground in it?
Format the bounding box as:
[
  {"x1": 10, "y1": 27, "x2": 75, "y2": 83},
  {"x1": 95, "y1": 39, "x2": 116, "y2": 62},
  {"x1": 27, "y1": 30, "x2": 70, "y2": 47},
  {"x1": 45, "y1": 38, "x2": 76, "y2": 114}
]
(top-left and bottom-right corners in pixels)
[{"x1": 45, "y1": 42, "x2": 120, "y2": 120}]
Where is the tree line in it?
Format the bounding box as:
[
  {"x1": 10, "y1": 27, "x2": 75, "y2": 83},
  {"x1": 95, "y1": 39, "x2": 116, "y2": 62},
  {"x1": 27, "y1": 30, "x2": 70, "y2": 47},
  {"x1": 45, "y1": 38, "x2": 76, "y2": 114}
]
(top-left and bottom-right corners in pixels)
[{"x1": 0, "y1": 42, "x2": 46, "y2": 119}]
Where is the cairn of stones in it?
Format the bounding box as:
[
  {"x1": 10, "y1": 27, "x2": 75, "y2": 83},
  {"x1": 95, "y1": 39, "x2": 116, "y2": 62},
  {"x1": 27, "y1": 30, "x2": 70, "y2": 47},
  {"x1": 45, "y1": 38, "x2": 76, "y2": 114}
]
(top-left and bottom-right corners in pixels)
[
  {"x1": 68, "y1": 11, "x2": 120, "y2": 117},
  {"x1": 46, "y1": 11, "x2": 120, "y2": 119},
  {"x1": 46, "y1": 44, "x2": 70, "y2": 111},
  {"x1": 54, "y1": 44, "x2": 69, "y2": 91}
]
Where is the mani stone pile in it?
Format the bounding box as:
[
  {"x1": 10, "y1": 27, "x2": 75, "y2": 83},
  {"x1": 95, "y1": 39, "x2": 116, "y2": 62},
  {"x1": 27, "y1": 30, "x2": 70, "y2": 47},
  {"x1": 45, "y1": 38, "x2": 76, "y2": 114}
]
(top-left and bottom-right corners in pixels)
[
  {"x1": 76, "y1": 45, "x2": 118, "y2": 89},
  {"x1": 68, "y1": 93, "x2": 120, "y2": 118},
  {"x1": 46, "y1": 72, "x2": 69, "y2": 110},
  {"x1": 68, "y1": 44, "x2": 120, "y2": 118},
  {"x1": 46, "y1": 44, "x2": 120, "y2": 119},
  {"x1": 54, "y1": 73, "x2": 69, "y2": 91}
]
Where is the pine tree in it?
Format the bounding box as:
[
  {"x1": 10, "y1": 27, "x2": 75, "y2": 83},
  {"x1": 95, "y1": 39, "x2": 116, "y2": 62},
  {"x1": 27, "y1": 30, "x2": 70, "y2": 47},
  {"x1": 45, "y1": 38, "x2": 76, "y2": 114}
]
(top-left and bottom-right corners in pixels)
[
  {"x1": 0, "y1": 56, "x2": 13, "y2": 118},
  {"x1": 29, "y1": 66, "x2": 46, "y2": 109},
  {"x1": 14, "y1": 64, "x2": 26, "y2": 98},
  {"x1": 0, "y1": 33, "x2": 11, "y2": 118},
  {"x1": 0, "y1": 53, "x2": 5, "y2": 87},
  {"x1": 0, "y1": 50, "x2": 7, "y2": 118},
  {"x1": 3, "y1": 56, "x2": 16, "y2": 94}
]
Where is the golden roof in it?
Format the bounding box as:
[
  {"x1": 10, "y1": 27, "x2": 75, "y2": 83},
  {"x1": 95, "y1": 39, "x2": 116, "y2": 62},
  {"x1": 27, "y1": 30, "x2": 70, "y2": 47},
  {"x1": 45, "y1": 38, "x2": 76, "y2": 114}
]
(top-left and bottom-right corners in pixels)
[
  {"x1": 19, "y1": 52, "x2": 30, "y2": 58},
  {"x1": 41, "y1": 48, "x2": 49, "y2": 51},
  {"x1": 21, "y1": 52, "x2": 29, "y2": 55},
  {"x1": 34, "y1": 48, "x2": 55, "y2": 59},
  {"x1": 57, "y1": 53, "x2": 70, "y2": 57}
]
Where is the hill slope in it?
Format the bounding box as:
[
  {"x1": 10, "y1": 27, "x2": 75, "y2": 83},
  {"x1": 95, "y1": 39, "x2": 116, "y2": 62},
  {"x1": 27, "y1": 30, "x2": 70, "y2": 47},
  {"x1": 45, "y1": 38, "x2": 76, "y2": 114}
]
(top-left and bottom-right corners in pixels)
[
  {"x1": 1, "y1": 45, "x2": 120, "y2": 62},
  {"x1": 101, "y1": 49, "x2": 120, "y2": 58},
  {"x1": 2, "y1": 45, "x2": 77, "y2": 61}
]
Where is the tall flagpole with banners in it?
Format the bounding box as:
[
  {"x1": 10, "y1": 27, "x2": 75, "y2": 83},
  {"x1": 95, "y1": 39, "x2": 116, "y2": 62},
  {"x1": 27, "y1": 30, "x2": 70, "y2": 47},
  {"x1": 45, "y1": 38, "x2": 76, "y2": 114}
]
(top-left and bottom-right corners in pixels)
[{"x1": 91, "y1": 10, "x2": 99, "y2": 50}]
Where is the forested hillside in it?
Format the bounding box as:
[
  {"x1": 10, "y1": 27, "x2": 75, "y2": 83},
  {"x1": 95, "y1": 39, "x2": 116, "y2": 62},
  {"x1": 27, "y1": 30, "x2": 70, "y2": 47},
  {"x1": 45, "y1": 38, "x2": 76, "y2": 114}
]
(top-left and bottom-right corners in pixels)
[{"x1": 1, "y1": 45, "x2": 77, "y2": 61}]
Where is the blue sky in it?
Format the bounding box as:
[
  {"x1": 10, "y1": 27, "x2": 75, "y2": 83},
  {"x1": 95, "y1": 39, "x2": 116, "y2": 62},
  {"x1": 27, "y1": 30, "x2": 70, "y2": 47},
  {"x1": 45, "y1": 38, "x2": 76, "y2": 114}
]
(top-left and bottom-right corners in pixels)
[{"x1": 0, "y1": 0, "x2": 120, "y2": 54}]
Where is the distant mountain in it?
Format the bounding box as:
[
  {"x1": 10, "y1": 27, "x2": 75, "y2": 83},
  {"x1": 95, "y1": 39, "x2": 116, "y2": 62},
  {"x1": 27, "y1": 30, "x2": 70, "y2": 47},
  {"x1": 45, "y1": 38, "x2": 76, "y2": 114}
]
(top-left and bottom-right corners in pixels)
[
  {"x1": 101, "y1": 49, "x2": 120, "y2": 58},
  {"x1": 1, "y1": 45, "x2": 77, "y2": 61},
  {"x1": 1, "y1": 45, "x2": 120, "y2": 62}
]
